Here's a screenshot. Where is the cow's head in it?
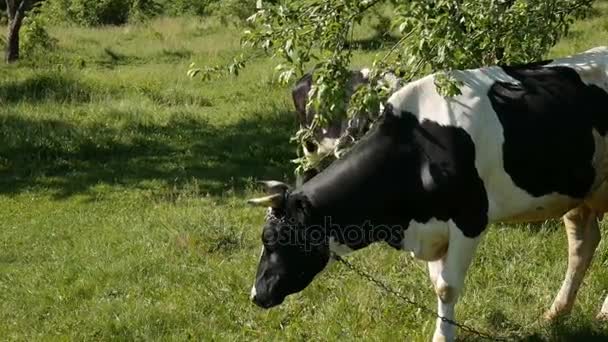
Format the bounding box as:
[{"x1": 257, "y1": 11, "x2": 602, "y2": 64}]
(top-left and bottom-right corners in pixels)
[
  {"x1": 247, "y1": 181, "x2": 330, "y2": 308},
  {"x1": 291, "y1": 68, "x2": 401, "y2": 186},
  {"x1": 291, "y1": 70, "x2": 371, "y2": 185}
]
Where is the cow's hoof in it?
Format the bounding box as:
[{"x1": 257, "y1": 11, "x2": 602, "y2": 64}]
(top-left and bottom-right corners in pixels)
[
  {"x1": 543, "y1": 309, "x2": 565, "y2": 322},
  {"x1": 432, "y1": 335, "x2": 449, "y2": 342},
  {"x1": 432, "y1": 331, "x2": 456, "y2": 342},
  {"x1": 543, "y1": 302, "x2": 572, "y2": 322}
]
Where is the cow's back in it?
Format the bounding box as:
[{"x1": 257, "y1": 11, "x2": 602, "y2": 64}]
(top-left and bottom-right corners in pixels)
[{"x1": 386, "y1": 47, "x2": 608, "y2": 223}]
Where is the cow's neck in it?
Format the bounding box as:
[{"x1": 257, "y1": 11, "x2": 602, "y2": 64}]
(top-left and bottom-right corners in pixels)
[
  {"x1": 321, "y1": 215, "x2": 406, "y2": 255},
  {"x1": 300, "y1": 112, "x2": 425, "y2": 254}
]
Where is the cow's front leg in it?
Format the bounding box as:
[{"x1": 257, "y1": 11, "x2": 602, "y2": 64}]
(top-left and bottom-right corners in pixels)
[
  {"x1": 598, "y1": 296, "x2": 608, "y2": 320},
  {"x1": 428, "y1": 224, "x2": 482, "y2": 342}
]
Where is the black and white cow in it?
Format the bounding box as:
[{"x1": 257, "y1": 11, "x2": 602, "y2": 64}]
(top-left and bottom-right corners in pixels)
[
  {"x1": 292, "y1": 68, "x2": 401, "y2": 185},
  {"x1": 249, "y1": 46, "x2": 608, "y2": 341}
]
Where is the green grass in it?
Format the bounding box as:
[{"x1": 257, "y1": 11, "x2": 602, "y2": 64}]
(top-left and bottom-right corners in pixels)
[{"x1": 2, "y1": 5, "x2": 608, "y2": 341}]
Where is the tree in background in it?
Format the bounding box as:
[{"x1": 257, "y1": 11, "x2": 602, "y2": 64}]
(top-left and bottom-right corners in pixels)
[
  {"x1": 35, "y1": 0, "x2": 259, "y2": 26},
  {"x1": 5, "y1": 0, "x2": 30, "y2": 63},
  {"x1": 189, "y1": 0, "x2": 594, "y2": 176}
]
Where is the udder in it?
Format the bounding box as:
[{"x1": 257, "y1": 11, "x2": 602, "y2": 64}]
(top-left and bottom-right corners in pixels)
[{"x1": 402, "y1": 219, "x2": 450, "y2": 262}]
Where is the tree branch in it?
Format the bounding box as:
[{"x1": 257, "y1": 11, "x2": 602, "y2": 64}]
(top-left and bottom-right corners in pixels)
[
  {"x1": 6, "y1": 0, "x2": 16, "y2": 19},
  {"x1": 14, "y1": 0, "x2": 29, "y2": 20}
]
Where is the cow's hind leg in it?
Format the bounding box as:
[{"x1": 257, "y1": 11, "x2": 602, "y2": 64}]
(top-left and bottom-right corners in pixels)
[
  {"x1": 545, "y1": 205, "x2": 601, "y2": 320},
  {"x1": 598, "y1": 296, "x2": 608, "y2": 320}
]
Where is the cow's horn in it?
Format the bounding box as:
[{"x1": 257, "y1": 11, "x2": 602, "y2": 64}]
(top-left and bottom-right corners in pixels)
[
  {"x1": 258, "y1": 180, "x2": 290, "y2": 194},
  {"x1": 247, "y1": 193, "x2": 285, "y2": 208}
]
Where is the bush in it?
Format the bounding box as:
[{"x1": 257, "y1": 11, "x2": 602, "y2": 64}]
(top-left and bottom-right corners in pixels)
[
  {"x1": 21, "y1": 15, "x2": 58, "y2": 58},
  {"x1": 39, "y1": 0, "x2": 162, "y2": 26},
  {"x1": 162, "y1": 0, "x2": 209, "y2": 17},
  {"x1": 207, "y1": 0, "x2": 258, "y2": 22},
  {"x1": 129, "y1": 0, "x2": 164, "y2": 22},
  {"x1": 38, "y1": 0, "x2": 260, "y2": 26}
]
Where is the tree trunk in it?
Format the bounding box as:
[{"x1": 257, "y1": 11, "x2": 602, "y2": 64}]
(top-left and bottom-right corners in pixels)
[
  {"x1": 5, "y1": 0, "x2": 29, "y2": 63},
  {"x1": 6, "y1": 16, "x2": 23, "y2": 62}
]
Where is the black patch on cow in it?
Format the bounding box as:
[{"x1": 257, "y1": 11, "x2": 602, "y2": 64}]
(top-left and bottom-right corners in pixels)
[
  {"x1": 488, "y1": 65, "x2": 608, "y2": 198},
  {"x1": 298, "y1": 104, "x2": 489, "y2": 245},
  {"x1": 412, "y1": 117, "x2": 489, "y2": 238}
]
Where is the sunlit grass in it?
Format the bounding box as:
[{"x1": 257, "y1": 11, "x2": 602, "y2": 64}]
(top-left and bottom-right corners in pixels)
[{"x1": 1, "y1": 5, "x2": 608, "y2": 341}]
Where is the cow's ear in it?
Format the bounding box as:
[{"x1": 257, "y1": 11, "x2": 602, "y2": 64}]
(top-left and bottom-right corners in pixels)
[{"x1": 292, "y1": 73, "x2": 312, "y2": 125}]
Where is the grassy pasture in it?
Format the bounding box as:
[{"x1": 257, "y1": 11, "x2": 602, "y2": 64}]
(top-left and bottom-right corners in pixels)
[{"x1": 2, "y1": 3, "x2": 608, "y2": 341}]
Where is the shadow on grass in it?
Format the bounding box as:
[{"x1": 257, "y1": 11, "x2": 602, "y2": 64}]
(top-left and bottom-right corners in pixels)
[
  {"x1": 98, "y1": 47, "x2": 147, "y2": 68},
  {"x1": 0, "y1": 72, "x2": 96, "y2": 103},
  {"x1": 0, "y1": 71, "x2": 213, "y2": 107},
  {"x1": 0, "y1": 110, "x2": 296, "y2": 199},
  {"x1": 520, "y1": 319, "x2": 608, "y2": 342},
  {"x1": 461, "y1": 314, "x2": 608, "y2": 342}
]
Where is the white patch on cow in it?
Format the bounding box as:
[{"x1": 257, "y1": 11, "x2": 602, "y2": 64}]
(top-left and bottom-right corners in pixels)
[
  {"x1": 401, "y1": 218, "x2": 449, "y2": 261},
  {"x1": 250, "y1": 284, "x2": 257, "y2": 300},
  {"x1": 420, "y1": 161, "x2": 435, "y2": 191},
  {"x1": 318, "y1": 137, "x2": 339, "y2": 156},
  {"x1": 599, "y1": 295, "x2": 608, "y2": 319},
  {"x1": 302, "y1": 137, "x2": 338, "y2": 164},
  {"x1": 548, "y1": 47, "x2": 608, "y2": 91},
  {"x1": 250, "y1": 247, "x2": 264, "y2": 300},
  {"x1": 584, "y1": 128, "x2": 608, "y2": 214},
  {"x1": 359, "y1": 68, "x2": 371, "y2": 80},
  {"x1": 582, "y1": 46, "x2": 608, "y2": 54}
]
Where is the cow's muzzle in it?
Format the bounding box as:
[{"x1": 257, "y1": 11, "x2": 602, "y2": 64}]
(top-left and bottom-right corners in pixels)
[{"x1": 251, "y1": 292, "x2": 285, "y2": 309}]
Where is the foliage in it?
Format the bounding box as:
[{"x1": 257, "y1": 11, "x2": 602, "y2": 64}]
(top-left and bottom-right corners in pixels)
[
  {"x1": 38, "y1": 0, "x2": 163, "y2": 25},
  {"x1": 37, "y1": 0, "x2": 260, "y2": 26},
  {"x1": 20, "y1": 15, "x2": 58, "y2": 58},
  {"x1": 208, "y1": 0, "x2": 259, "y2": 23},
  {"x1": 164, "y1": 0, "x2": 259, "y2": 20},
  {"x1": 129, "y1": 0, "x2": 164, "y2": 22},
  {"x1": 189, "y1": 0, "x2": 594, "y2": 176},
  {"x1": 162, "y1": 0, "x2": 209, "y2": 16}
]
